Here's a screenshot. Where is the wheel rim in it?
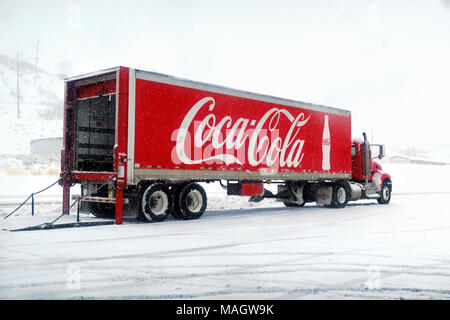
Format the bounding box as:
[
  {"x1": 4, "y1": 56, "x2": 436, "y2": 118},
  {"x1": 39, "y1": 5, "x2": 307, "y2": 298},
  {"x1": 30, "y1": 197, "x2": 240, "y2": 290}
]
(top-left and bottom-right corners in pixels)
[
  {"x1": 186, "y1": 189, "x2": 203, "y2": 213},
  {"x1": 147, "y1": 190, "x2": 168, "y2": 216},
  {"x1": 337, "y1": 187, "x2": 346, "y2": 204},
  {"x1": 383, "y1": 186, "x2": 390, "y2": 200}
]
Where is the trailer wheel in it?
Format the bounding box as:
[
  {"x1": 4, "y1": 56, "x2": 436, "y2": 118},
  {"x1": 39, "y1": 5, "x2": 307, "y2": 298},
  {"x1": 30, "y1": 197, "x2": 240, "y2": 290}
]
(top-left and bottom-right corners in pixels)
[
  {"x1": 89, "y1": 202, "x2": 115, "y2": 218},
  {"x1": 140, "y1": 183, "x2": 173, "y2": 222},
  {"x1": 331, "y1": 183, "x2": 348, "y2": 208},
  {"x1": 177, "y1": 183, "x2": 207, "y2": 220},
  {"x1": 170, "y1": 184, "x2": 185, "y2": 220},
  {"x1": 377, "y1": 179, "x2": 392, "y2": 204}
]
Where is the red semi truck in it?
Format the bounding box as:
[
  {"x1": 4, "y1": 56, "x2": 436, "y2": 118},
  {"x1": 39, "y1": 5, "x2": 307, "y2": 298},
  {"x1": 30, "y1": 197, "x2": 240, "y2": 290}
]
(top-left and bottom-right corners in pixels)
[{"x1": 60, "y1": 66, "x2": 392, "y2": 224}]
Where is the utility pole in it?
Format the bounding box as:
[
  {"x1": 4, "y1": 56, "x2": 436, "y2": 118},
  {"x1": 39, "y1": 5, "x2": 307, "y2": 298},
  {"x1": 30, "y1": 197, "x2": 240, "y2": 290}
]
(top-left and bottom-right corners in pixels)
[
  {"x1": 17, "y1": 51, "x2": 20, "y2": 119},
  {"x1": 34, "y1": 38, "x2": 40, "y2": 84}
]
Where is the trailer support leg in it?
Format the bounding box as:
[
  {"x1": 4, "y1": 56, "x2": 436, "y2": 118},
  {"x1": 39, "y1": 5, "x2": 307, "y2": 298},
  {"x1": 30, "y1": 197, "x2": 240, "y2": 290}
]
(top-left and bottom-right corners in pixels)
[
  {"x1": 115, "y1": 188, "x2": 123, "y2": 224},
  {"x1": 63, "y1": 184, "x2": 70, "y2": 215}
]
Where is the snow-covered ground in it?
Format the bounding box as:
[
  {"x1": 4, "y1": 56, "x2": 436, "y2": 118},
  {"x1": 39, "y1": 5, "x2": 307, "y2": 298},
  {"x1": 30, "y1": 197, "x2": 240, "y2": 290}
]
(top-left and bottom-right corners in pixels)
[{"x1": 0, "y1": 163, "x2": 449, "y2": 299}]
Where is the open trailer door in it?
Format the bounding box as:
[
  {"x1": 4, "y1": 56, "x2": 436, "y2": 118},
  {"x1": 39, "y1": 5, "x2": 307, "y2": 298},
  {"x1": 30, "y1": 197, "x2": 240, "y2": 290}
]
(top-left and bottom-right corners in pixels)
[{"x1": 61, "y1": 67, "x2": 131, "y2": 224}]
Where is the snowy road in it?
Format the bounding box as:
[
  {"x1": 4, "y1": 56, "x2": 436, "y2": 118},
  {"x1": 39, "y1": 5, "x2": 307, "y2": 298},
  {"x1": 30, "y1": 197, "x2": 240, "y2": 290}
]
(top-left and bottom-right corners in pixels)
[{"x1": 1, "y1": 191, "x2": 449, "y2": 299}]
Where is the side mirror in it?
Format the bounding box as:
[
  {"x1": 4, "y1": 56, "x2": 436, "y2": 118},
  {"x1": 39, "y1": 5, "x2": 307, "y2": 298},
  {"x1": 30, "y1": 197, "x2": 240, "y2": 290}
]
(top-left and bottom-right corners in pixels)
[{"x1": 378, "y1": 145, "x2": 385, "y2": 159}]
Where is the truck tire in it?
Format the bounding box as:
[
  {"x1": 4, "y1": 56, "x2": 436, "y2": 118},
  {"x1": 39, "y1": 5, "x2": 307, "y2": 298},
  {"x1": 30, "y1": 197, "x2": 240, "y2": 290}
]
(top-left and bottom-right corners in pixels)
[
  {"x1": 377, "y1": 179, "x2": 392, "y2": 204},
  {"x1": 87, "y1": 184, "x2": 115, "y2": 218},
  {"x1": 331, "y1": 183, "x2": 348, "y2": 208},
  {"x1": 140, "y1": 182, "x2": 173, "y2": 222},
  {"x1": 89, "y1": 202, "x2": 115, "y2": 218},
  {"x1": 176, "y1": 183, "x2": 207, "y2": 220},
  {"x1": 170, "y1": 184, "x2": 185, "y2": 220}
]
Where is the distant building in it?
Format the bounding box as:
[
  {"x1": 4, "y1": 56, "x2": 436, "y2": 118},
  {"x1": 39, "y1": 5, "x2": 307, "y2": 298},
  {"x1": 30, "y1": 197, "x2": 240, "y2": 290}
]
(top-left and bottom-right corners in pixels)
[
  {"x1": 30, "y1": 137, "x2": 63, "y2": 155},
  {"x1": 390, "y1": 155, "x2": 450, "y2": 166}
]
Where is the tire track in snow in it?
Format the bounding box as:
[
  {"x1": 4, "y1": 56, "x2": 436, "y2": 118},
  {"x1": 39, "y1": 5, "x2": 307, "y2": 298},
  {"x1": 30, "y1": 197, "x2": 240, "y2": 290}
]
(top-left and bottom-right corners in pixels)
[
  {"x1": 276, "y1": 258, "x2": 450, "y2": 299},
  {"x1": 2, "y1": 207, "x2": 446, "y2": 270},
  {"x1": 69, "y1": 286, "x2": 450, "y2": 300}
]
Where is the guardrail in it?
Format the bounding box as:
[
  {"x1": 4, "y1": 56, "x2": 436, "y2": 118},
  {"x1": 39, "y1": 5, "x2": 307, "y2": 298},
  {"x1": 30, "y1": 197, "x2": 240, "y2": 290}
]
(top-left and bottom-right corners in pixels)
[{"x1": 4, "y1": 179, "x2": 61, "y2": 219}]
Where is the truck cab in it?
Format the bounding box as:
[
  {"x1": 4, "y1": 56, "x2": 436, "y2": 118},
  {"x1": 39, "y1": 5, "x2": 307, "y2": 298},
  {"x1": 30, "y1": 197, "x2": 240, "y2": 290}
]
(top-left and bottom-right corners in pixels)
[{"x1": 350, "y1": 133, "x2": 392, "y2": 204}]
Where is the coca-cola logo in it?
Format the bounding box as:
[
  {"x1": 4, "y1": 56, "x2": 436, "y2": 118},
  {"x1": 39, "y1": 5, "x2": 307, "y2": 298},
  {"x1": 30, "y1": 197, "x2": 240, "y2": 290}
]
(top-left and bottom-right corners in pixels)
[{"x1": 172, "y1": 97, "x2": 310, "y2": 170}]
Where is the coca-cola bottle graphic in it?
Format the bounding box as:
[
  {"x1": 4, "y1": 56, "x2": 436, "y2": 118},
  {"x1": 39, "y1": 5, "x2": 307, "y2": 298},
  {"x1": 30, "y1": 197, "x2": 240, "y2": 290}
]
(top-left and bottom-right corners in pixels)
[{"x1": 322, "y1": 115, "x2": 331, "y2": 170}]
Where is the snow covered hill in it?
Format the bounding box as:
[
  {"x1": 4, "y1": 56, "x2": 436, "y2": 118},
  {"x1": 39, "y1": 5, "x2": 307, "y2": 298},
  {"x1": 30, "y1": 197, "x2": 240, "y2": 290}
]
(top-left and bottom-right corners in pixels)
[{"x1": 0, "y1": 53, "x2": 63, "y2": 155}]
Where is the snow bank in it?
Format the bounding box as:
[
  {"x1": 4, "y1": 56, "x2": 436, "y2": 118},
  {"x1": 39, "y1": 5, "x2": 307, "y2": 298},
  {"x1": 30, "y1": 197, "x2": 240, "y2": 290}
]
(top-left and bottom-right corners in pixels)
[{"x1": 382, "y1": 163, "x2": 450, "y2": 194}]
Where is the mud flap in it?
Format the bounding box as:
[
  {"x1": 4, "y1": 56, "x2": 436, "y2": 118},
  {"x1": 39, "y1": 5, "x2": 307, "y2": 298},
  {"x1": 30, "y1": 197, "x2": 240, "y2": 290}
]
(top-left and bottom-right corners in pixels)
[
  {"x1": 123, "y1": 192, "x2": 140, "y2": 219},
  {"x1": 316, "y1": 186, "x2": 333, "y2": 206}
]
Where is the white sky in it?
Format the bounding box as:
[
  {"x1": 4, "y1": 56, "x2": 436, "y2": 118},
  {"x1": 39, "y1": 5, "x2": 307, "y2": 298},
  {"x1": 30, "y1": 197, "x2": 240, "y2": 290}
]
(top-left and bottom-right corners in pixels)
[{"x1": 1, "y1": 0, "x2": 450, "y2": 146}]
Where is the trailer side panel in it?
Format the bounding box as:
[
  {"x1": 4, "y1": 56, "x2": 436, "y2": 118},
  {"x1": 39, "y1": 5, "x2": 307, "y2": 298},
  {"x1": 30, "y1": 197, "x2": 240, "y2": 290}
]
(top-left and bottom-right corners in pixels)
[{"x1": 132, "y1": 77, "x2": 351, "y2": 181}]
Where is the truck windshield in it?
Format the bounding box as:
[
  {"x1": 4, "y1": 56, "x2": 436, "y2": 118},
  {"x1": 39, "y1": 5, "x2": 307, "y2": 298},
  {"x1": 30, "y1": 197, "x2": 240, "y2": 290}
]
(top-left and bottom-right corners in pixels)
[{"x1": 351, "y1": 145, "x2": 356, "y2": 158}]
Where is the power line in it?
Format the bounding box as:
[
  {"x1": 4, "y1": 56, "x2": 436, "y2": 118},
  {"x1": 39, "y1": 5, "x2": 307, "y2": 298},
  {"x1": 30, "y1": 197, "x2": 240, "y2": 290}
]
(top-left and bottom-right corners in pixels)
[
  {"x1": 34, "y1": 38, "x2": 40, "y2": 84},
  {"x1": 17, "y1": 51, "x2": 20, "y2": 119}
]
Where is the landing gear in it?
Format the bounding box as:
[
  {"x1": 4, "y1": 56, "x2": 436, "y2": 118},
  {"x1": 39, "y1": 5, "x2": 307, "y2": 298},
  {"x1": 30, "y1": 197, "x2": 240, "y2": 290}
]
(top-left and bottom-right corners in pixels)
[{"x1": 281, "y1": 182, "x2": 306, "y2": 207}]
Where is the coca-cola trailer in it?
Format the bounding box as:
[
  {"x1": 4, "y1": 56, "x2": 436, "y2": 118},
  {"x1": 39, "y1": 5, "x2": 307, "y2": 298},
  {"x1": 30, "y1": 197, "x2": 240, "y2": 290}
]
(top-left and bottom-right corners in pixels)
[{"x1": 61, "y1": 66, "x2": 392, "y2": 224}]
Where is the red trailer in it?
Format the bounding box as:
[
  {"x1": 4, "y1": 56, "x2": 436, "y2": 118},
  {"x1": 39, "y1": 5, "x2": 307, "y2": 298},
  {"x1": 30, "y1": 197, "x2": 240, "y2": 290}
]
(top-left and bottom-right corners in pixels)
[{"x1": 61, "y1": 67, "x2": 392, "y2": 224}]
